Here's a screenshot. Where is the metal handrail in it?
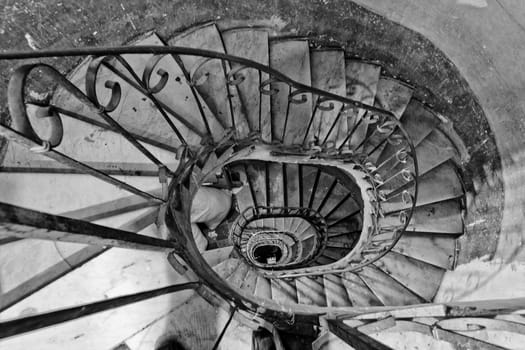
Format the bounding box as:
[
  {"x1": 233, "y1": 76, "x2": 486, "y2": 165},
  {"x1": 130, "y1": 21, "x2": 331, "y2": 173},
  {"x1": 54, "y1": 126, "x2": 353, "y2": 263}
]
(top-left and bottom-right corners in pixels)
[{"x1": 0, "y1": 45, "x2": 419, "y2": 318}]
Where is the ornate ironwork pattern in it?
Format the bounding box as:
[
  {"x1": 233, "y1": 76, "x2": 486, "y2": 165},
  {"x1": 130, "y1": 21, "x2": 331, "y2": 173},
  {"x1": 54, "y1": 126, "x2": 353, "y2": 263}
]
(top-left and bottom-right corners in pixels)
[{"x1": 0, "y1": 45, "x2": 418, "y2": 322}]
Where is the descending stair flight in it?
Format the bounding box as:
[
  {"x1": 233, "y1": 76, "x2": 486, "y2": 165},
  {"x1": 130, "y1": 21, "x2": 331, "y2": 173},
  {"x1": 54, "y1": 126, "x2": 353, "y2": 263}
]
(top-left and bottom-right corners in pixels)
[{"x1": 0, "y1": 20, "x2": 467, "y2": 342}]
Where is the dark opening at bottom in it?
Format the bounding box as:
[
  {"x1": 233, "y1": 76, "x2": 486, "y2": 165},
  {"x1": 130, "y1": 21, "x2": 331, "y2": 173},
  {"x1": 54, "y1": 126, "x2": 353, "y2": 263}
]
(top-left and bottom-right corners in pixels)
[{"x1": 253, "y1": 245, "x2": 283, "y2": 264}]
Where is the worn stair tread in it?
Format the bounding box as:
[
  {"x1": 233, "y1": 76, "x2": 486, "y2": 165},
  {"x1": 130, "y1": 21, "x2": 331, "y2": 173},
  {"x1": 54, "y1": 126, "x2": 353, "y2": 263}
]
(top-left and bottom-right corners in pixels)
[
  {"x1": 284, "y1": 163, "x2": 301, "y2": 208},
  {"x1": 379, "y1": 199, "x2": 463, "y2": 235},
  {"x1": 290, "y1": 217, "x2": 305, "y2": 235},
  {"x1": 287, "y1": 217, "x2": 300, "y2": 233},
  {"x1": 341, "y1": 60, "x2": 381, "y2": 149},
  {"x1": 269, "y1": 39, "x2": 313, "y2": 144},
  {"x1": 169, "y1": 22, "x2": 250, "y2": 137},
  {"x1": 415, "y1": 128, "x2": 461, "y2": 175},
  {"x1": 325, "y1": 235, "x2": 357, "y2": 249},
  {"x1": 267, "y1": 162, "x2": 285, "y2": 207},
  {"x1": 126, "y1": 33, "x2": 224, "y2": 142},
  {"x1": 0, "y1": 129, "x2": 175, "y2": 176},
  {"x1": 222, "y1": 28, "x2": 271, "y2": 140},
  {"x1": 325, "y1": 201, "x2": 361, "y2": 229},
  {"x1": 378, "y1": 128, "x2": 461, "y2": 198},
  {"x1": 322, "y1": 247, "x2": 348, "y2": 261},
  {"x1": 382, "y1": 161, "x2": 464, "y2": 213},
  {"x1": 308, "y1": 49, "x2": 347, "y2": 147},
  {"x1": 203, "y1": 246, "x2": 234, "y2": 267},
  {"x1": 254, "y1": 275, "x2": 272, "y2": 299},
  {"x1": 299, "y1": 225, "x2": 317, "y2": 241},
  {"x1": 213, "y1": 258, "x2": 242, "y2": 279},
  {"x1": 375, "y1": 128, "x2": 458, "y2": 188},
  {"x1": 324, "y1": 274, "x2": 352, "y2": 307},
  {"x1": 318, "y1": 183, "x2": 356, "y2": 219},
  {"x1": 315, "y1": 256, "x2": 336, "y2": 265},
  {"x1": 271, "y1": 278, "x2": 298, "y2": 304},
  {"x1": 301, "y1": 166, "x2": 321, "y2": 208},
  {"x1": 406, "y1": 199, "x2": 464, "y2": 234},
  {"x1": 275, "y1": 217, "x2": 286, "y2": 231},
  {"x1": 433, "y1": 326, "x2": 509, "y2": 350},
  {"x1": 282, "y1": 217, "x2": 296, "y2": 232},
  {"x1": 438, "y1": 317, "x2": 525, "y2": 337},
  {"x1": 374, "y1": 77, "x2": 413, "y2": 119},
  {"x1": 294, "y1": 219, "x2": 312, "y2": 237},
  {"x1": 311, "y1": 172, "x2": 337, "y2": 212},
  {"x1": 391, "y1": 233, "x2": 457, "y2": 270},
  {"x1": 301, "y1": 236, "x2": 317, "y2": 259},
  {"x1": 51, "y1": 62, "x2": 196, "y2": 165},
  {"x1": 327, "y1": 213, "x2": 362, "y2": 233},
  {"x1": 400, "y1": 100, "x2": 441, "y2": 146},
  {"x1": 226, "y1": 261, "x2": 250, "y2": 288},
  {"x1": 375, "y1": 251, "x2": 445, "y2": 301},
  {"x1": 243, "y1": 162, "x2": 268, "y2": 207},
  {"x1": 341, "y1": 272, "x2": 383, "y2": 306},
  {"x1": 296, "y1": 276, "x2": 327, "y2": 306},
  {"x1": 96, "y1": 33, "x2": 208, "y2": 145},
  {"x1": 374, "y1": 99, "x2": 441, "y2": 165},
  {"x1": 358, "y1": 266, "x2": 425, "y2": 306},
  {"x1": 240, "y1": 269, "x2": 260, "y2": 295},
  {"x1": 52, "y1": 60, "x2": 195, "y2": 157}
]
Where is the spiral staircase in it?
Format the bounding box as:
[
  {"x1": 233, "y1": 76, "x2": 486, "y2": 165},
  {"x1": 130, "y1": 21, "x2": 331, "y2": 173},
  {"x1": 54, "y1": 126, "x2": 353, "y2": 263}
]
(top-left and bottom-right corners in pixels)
[{"x1": 0, "y1": 19, "x2": 520, "y2": 350}]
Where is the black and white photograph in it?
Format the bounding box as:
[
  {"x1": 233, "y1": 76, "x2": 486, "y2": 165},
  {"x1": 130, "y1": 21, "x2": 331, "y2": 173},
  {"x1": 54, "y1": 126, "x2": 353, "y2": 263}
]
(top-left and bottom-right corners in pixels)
[{"x1": 0, "y1": 0, "x2": 523, "y2": 349}]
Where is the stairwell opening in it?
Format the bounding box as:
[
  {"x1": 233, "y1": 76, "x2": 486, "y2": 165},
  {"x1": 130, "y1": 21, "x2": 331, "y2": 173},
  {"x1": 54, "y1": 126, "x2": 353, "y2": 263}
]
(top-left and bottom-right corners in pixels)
[{"x1": 254, "y1": 244, "x2": 283, "y2": 264}]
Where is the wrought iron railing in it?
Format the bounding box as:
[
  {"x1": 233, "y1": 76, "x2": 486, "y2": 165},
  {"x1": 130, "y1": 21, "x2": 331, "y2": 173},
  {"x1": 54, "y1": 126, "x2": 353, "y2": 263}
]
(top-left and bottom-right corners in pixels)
[{"x1": 0, "y1": 45, "x2": 418, "y2": 318}]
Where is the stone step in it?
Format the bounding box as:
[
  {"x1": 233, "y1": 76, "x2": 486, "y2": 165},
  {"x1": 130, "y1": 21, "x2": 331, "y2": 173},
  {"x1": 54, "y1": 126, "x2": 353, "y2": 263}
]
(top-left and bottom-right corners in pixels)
[
  {"x1": 381, "y1": 198, "x2": 463, "y2": 235},
  {"x1": 269, "y1": 39, "x2": 313, "y2": 145},
  {"x1": 222, "y1": 28, "x2": 271, "y2": 141},
  {"x1": 341, "y1": 271, "x2": 383, "y2": 306},
  {"x1": 270, "y1": 278, "x2": 298, "y2": 304},
  {"x1": 376, "y1": 99, "x2": 440, "y2": 166},
  {"x1": 358, "y1": 266, "x2": 425, "y2": 306},
  {"x1": 375, "y1": 251, "x2": 445, "y2": 302},
  {"x1": 373, "y1": 77, "x2": 414, "y2": 119},
  {"x1": 343, "y1": 60, "x2": 381, "y2": 150},
  {"x1": 254, "y1": 274, "x2": 272, "y2": 299},
  {"x1": 391, "y1": 233, "x2": 457, "y2": 270},
  {"x1": 169, "y1": 22, "x2": 250, "y2": 138},
  {"x1": 382, "y1": 161, "x2": 464, "y2": 213},
  {"x1": 296, "y1": 276, "x2": 327, "y2": 306},
  {"x1": 324, "y1": 274, "x2": 352, "y2": 307},
  {"x1": 307, "y1": 48, "x2": 347, "y2": 147}
]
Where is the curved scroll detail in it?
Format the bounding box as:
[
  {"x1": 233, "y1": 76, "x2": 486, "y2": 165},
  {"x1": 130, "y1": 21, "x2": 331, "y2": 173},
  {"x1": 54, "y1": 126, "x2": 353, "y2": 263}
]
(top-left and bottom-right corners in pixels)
[
  {"x1": 227, "y1": 65, "x2": 250, "y2": 86},
  {"x1": 142, "y1": 54, "x2": 170, "y2": 93},
  {"x1": 316, "y1": 96, "x2": 336, "y2": 111},
  {"x1": 260, "y1": 77, "x2": 280, "y2": 96},
  {"x1": 7, "y1": 65, "x2": 64, "y2": 148},
  {"x1": 86, "y1": 56, "x2": 127, "y2": 113},
  {"x1": 288, "y1": 88, "x2": 309, "y2": 104}
]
